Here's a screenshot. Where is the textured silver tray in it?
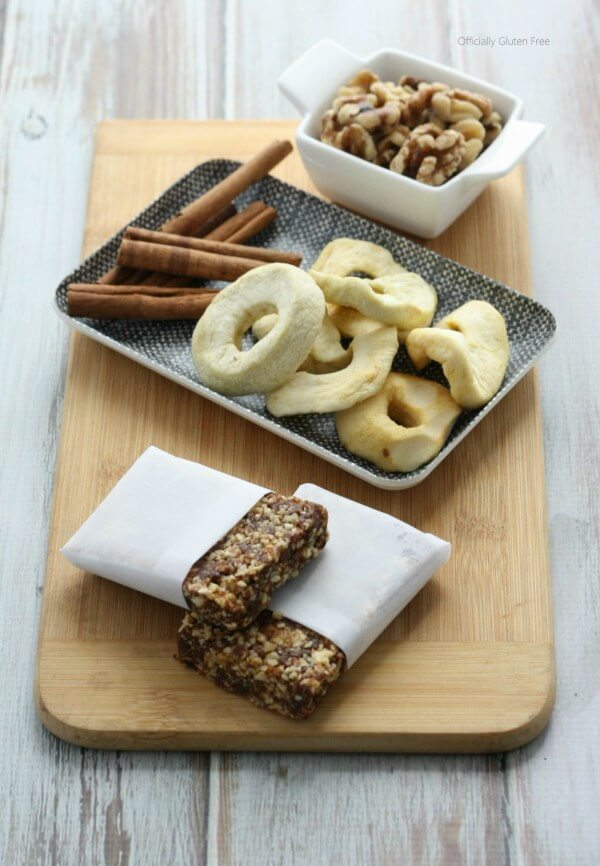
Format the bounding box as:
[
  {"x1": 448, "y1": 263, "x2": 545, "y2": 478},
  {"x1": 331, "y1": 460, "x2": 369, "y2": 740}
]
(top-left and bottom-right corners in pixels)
[{"x1": 54, "y1": 159, "x2": 556, "y2": 490}]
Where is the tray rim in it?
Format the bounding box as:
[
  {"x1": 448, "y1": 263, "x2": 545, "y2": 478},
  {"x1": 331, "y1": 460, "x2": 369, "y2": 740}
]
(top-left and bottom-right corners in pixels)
[
  {"x1": 55, "y1": 304, "x2": 556, "y2": 490},
  {"x1": 53, "y1": 156, "x2": 557, "y2": 490}
]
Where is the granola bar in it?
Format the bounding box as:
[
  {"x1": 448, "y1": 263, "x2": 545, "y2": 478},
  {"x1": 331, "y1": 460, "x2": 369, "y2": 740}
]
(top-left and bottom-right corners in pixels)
[
  {"x1": 177, "y1": 609, "x2": 346, "y2": 720},
  {"x1": 182, "y1": 493, "x2": 328, "y2": 631}
]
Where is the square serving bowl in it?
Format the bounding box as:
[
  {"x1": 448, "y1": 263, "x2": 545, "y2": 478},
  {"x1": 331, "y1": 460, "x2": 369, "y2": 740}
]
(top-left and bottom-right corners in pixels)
[{"x1": 279, "y1": 40, "x2": 545, "y2": 238}]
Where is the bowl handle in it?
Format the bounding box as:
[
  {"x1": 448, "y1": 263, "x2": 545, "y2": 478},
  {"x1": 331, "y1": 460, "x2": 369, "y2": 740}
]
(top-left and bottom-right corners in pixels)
[
  {"x1": 461, "y1": 120, "x2": 545, "y2": 187},
  {"x1": 278, "y1": 39, "x2": 360, "y2": 116}
]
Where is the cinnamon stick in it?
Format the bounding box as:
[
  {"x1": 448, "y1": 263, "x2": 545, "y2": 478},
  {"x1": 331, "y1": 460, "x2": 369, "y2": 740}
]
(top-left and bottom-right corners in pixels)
[
  {"x1": 204, "y1": 200, "x2": 269, "y2": 241},
  {"x1": 194, "y1": 201, "x2": 237, "y2": 237},
  {"x1": 124, "y1": 226, "x2": 301, "y2": 266},
  {"x1": 69, "y1": 283, "x2": 208, "y2": 296},
  {"x1": 162, "y1": 140, "x2": 292, "y2": 236},
  {"x1": 117, "y1": 239, "x2": 264, "y2": 282},
  {"x1": 68, "y1": 284, "x2": 216, "y2": 319},
  {"x1": 98, "y1": 201, "x2": 239, "y2": 286},
  {"x1": 139, "y1": 202, "x2": 277, "y2": 287},
  {"x1": 226, "y1": 206, "x2": 277, "y2": 243},
  {"x1": 97, "y1": 137, "x2": 291, "y2": 286},
  {"x1": 97, "y1": 264, "x2": 136, "y2": 287}
]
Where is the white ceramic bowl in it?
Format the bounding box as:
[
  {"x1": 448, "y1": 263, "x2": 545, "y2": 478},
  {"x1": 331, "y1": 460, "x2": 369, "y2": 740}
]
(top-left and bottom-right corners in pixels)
[{"x1": 279, "y1": 40, "x2": 545, "y2": 238}]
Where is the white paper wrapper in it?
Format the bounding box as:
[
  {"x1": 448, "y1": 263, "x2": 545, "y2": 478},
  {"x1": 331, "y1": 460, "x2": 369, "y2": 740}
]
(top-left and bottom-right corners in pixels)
[
  {"x1": 60, "y1": 447, "x2": 269, "y2": 607},
  {"x1": 270, "y1": 483, "x2": 451, "y2": 667},
  {"x1": 61, "y1": 449, "x2": 450, "y2": 662}
]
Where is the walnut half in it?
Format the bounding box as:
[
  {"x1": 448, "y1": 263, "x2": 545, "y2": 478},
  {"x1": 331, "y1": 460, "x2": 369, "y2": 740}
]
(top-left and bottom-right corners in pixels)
[
  {"x1": 431, "y1": 88, "x2": 493, "y2": 123},
  {"x1": 390, "y1": 124, "x2": 467, "y2": 186}
]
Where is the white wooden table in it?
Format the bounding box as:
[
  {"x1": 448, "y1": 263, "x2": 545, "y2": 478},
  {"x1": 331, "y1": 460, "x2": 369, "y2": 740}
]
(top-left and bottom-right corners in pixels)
[{"x1": 1, "y1": 1, "x2": 598, "y2": 863}]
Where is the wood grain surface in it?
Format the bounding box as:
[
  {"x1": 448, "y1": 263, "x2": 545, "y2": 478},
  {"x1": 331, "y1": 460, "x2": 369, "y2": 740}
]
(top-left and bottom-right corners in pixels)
[
  {"x1": 1, "y1": 0, "x2": 598, "y2": 864},
  {"x1": 36, "y1": 120, "x2": 554, "y2": 753}
]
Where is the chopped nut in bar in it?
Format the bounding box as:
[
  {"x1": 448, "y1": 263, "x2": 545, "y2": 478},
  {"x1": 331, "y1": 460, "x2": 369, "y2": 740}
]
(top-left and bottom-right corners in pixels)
[
  {"x1": 182, "y1": 493, "x2": 328, "y2": 631},
  {"x1": 320, "y1": 68, "x2": 503, "y2": 185},
  {"x1": 177, "y1": 609, "x2": 346, "y2": 720}
]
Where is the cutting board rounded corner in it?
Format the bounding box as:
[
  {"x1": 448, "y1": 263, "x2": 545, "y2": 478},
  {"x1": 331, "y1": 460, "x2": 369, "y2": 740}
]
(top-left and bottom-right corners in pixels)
[
  {"x1": 34, "y1": 662, "x2": 84, "y2": 749},
  {"x1": 481, "y1": 646, "x2": 556, "y2": 752}
]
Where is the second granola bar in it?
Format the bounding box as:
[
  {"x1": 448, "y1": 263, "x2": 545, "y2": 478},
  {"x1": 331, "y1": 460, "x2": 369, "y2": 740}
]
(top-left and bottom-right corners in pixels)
[{"x1": 182, "y1": 493, "x2": 328, "y2": 630}]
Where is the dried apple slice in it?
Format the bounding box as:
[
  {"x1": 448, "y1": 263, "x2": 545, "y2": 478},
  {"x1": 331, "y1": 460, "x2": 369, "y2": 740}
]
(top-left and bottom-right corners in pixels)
[
  {"x1": 336, "y1": 372, "x2": 461, "y2": 472},
  {"x1": 310, "y1": 270, "x2": 437, "y2": 330},
  {"x1": 266, "y1": 326, "x2": 398, "y2": 416},
  {"x1": 192, "y1": 263, "x2": 324, "y2": 396},
  {"x1": 406, "y1": 300, "x2": 509, "y2": 409}
]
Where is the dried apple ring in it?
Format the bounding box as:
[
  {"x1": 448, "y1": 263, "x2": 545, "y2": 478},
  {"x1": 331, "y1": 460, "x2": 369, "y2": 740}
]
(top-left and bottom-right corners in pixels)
[
  {"x1": 336, "y1": 373, "x2": 461, "y2": 472},
  {"x1": 313, "y1": 238, "x2": 406, "y2": 337},
  {"x1": 252, "y1": 311, "x2": 351, "y2": 373},
  {"x1": 251, "y1": 313, "x2": 277, "y2": 341},
  {"x1": 310, "y1": 270, "x2": 437, "y2": 330},
  {"x1": 191, "y1": 263, "x2": 325, "y2": 396},
  {"x1": 312, "y1": 238, "x2": 406, "y2": 278},
  {"x1": 265, "y1": 326, "x2": 398, "y2": 416},
  {"x1": 406, "y1": 300, "x2": 509, "y2": 409},
  {"x1": 327, "y1": 304, "x2": 382, "y2": 339}
]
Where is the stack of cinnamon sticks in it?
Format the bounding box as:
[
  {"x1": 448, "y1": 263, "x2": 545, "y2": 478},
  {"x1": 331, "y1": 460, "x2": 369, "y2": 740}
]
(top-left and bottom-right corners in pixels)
[{"x1": 68, "y1": 140, "x2": 301, "y2": 320}]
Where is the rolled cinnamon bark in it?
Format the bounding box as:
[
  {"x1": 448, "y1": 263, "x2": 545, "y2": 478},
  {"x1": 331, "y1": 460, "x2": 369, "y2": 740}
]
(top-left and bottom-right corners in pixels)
[
  {"x1": 117, "y1": 239, "x2": 265, "y2": 282},
  {"x1": 140, "y1": 201, "x2": 278, "y2": 287},
  {"x1": 98, "y1": 138, "x2": 291, "y2": 286},
  {"x1": 223, "y1": 205, "x2": 278, "y2": 244},
  {"x1": 99, "y1": 135, "x2": 291, "y2": 284},
  {"x1": 69, "y1": 283, "x2": 208, "y2": 296},
  {"x1": 162, "y1": 140, "x2": 292, "y2": 236},
  {"x1": 204, "y1": 200, "x2": 272, "y2": 241},
  {"x1": 68, "y1": 284, "x2": 216, "y2": 319},
  {"x1": 124, "y1": 226, "x2": 301, "y2": 266},
  {"x1": 98, "y1": 202, "x2": 239, "y2": 287},
  {"x1": 193, "y1": 201, "x2": 237, "y2": 237}
]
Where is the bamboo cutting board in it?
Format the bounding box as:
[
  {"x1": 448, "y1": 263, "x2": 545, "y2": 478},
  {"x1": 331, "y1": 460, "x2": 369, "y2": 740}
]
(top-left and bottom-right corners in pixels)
[{"x1": 36, "y1": 121, "x2": 554, "y2": 752}]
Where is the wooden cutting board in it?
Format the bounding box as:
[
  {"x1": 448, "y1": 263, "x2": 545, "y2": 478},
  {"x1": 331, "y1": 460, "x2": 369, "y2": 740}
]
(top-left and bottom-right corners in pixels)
[{"x1": 36, "y1": 120, "x2": 554, "y2": 752}]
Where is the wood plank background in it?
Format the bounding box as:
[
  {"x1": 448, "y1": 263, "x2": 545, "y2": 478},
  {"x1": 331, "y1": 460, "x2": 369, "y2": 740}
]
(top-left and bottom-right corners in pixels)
[{"x1": 0, "y1": 0, "x2": 597, "y2": 863}]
